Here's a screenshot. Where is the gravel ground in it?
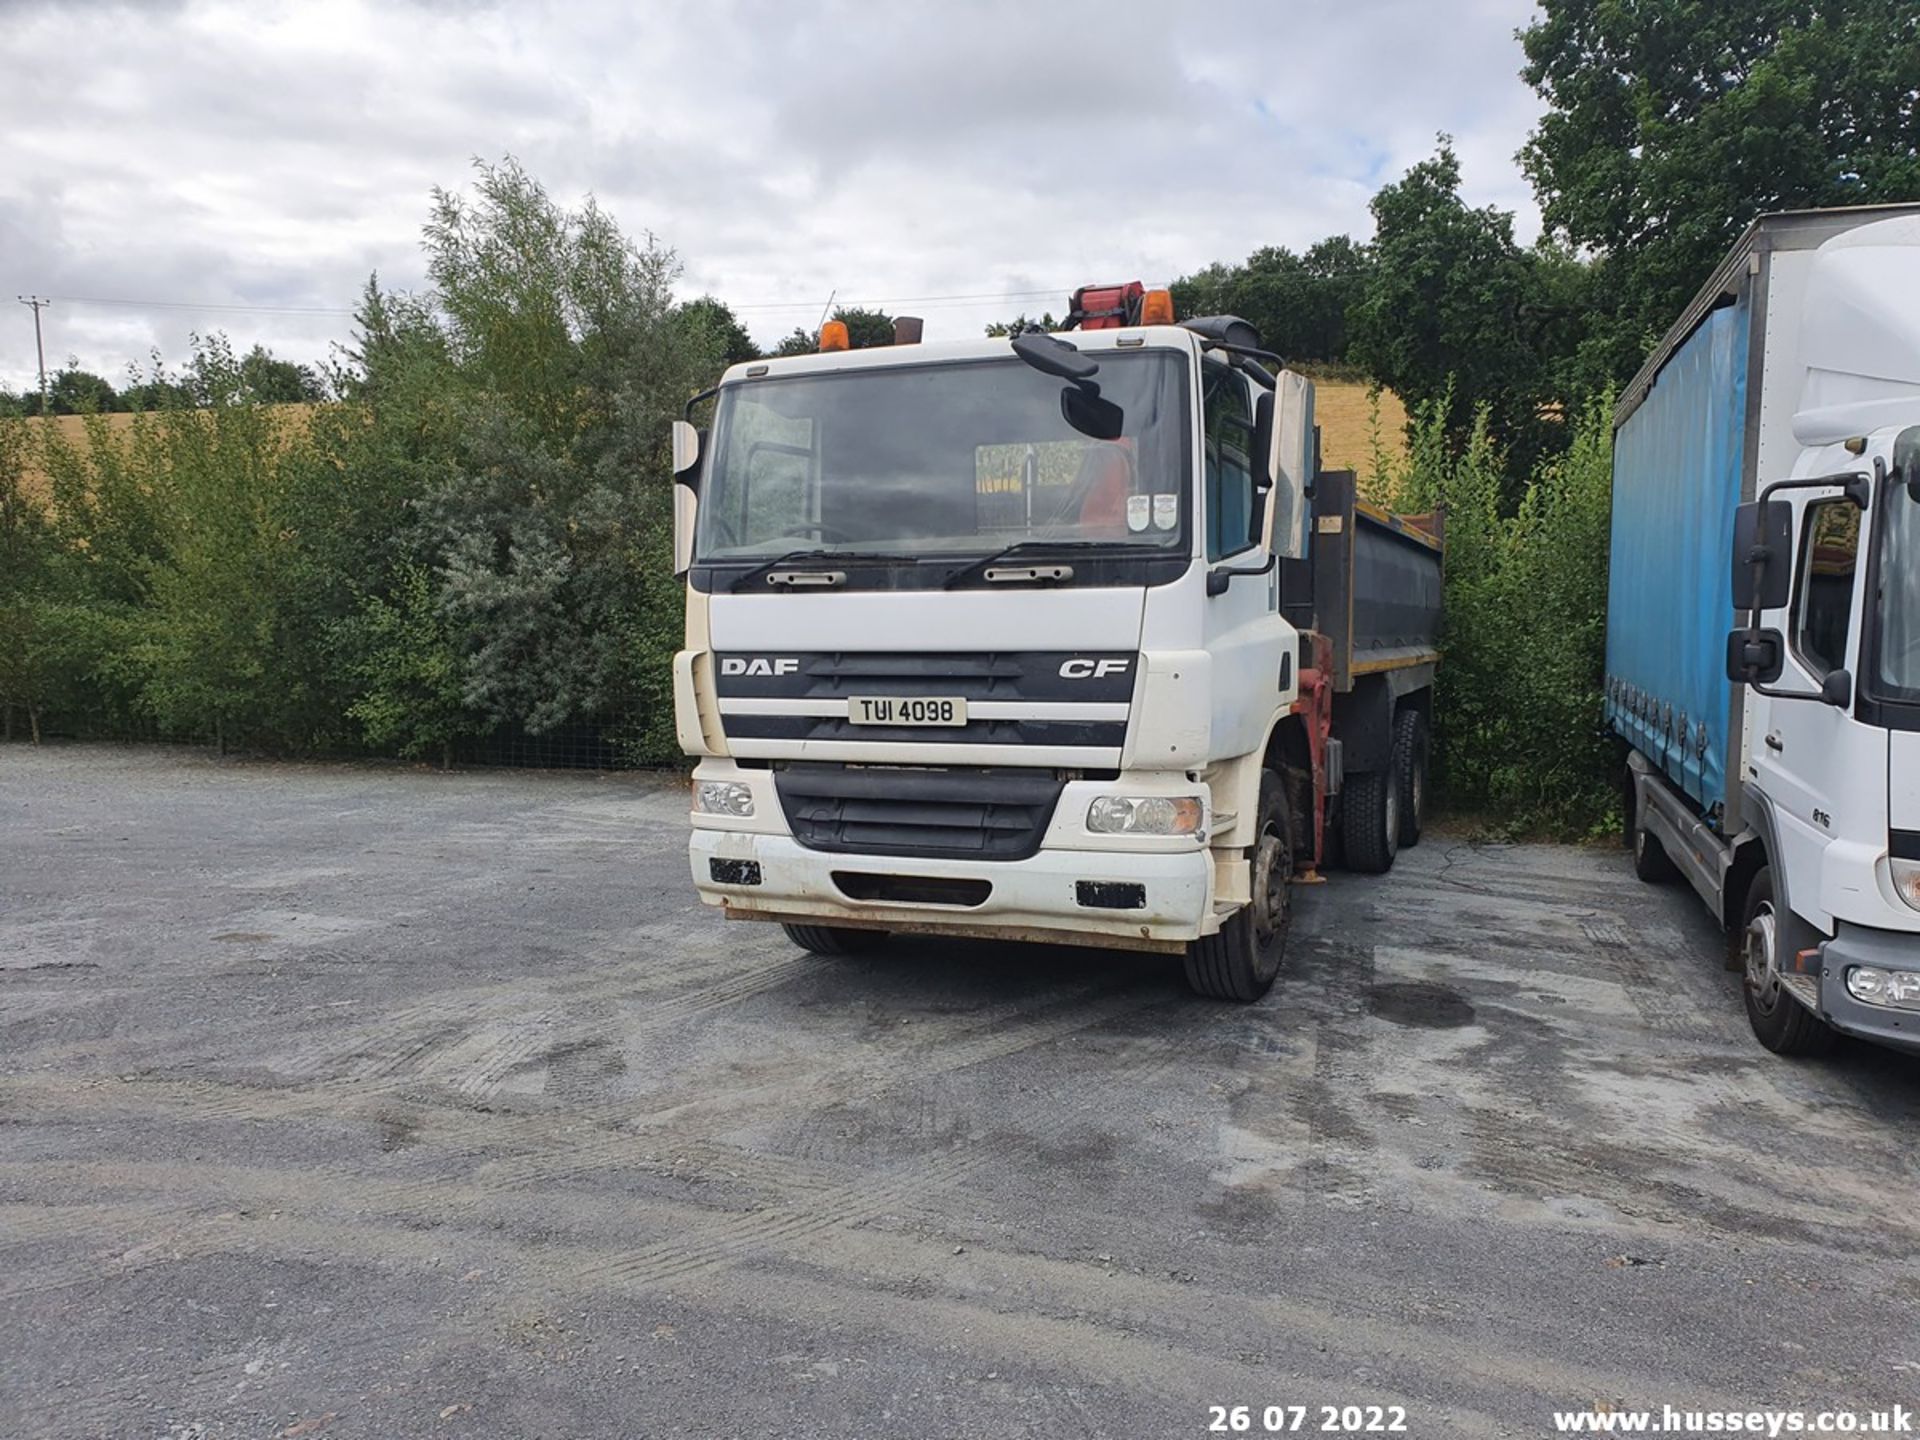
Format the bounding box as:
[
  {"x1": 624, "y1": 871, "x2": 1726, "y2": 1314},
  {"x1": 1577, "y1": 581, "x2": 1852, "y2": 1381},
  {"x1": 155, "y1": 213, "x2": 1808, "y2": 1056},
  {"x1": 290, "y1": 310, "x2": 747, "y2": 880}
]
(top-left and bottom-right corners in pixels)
[{"x1": 2, "y1": 743, "x2": 1918, "y2": 1440}]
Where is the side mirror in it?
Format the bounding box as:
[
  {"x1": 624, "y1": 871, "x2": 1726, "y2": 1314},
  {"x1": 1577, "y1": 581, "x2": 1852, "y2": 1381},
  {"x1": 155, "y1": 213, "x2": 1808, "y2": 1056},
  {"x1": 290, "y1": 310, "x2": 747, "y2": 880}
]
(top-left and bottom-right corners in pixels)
[
  {"x1": 1249, "y1": 391, "x2": 1276, "y2": 547},
  {"x1": 1726, "y1": 628, "x2": 1785, "y2": 685},
  {"x1": 1264, "y1": 371, "x2": 1313, "y2": 560},
  {"x1": 1731, "y1": 499, "x2": 1793, "y2": 611},
  {"x1": 1061, "y1": 386, "x2": 1123, "y2": 441},
  {"x1": 1896, "y1": 425, "x2": 1920, "y2": 502},
  {"x1": 1821, "y1": 668, "x2": 1853, "y2": 708},
  {"x1": 672, "y1": 483, "x2": 698, "y2": 579},
  {"x1": 671, "y1": 419, "x2": 701, "y2": 483}
]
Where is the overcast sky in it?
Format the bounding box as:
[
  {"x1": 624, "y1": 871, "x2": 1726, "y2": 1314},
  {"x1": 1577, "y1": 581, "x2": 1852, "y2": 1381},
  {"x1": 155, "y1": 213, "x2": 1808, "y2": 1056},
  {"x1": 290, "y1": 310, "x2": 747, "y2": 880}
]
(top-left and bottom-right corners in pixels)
[{"x1": 0, "y1": 0, "x2": 1546, "y2": 393}]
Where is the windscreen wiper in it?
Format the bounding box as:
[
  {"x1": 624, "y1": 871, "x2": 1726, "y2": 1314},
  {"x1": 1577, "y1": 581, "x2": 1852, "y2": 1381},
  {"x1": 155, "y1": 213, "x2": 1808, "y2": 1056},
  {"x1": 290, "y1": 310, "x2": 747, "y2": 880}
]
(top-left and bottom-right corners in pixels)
[
  {"x1": 726, "y1": 549, "x2": 904, "y2": 591},
  {"x1": 941, "y1": 539, "x2": 1167, "y2": 589}
]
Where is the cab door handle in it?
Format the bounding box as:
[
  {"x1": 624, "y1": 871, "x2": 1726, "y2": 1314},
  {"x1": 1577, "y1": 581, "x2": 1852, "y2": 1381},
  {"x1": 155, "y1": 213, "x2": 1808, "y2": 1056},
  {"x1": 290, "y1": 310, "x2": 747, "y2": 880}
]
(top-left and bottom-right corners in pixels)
[{"x1": 1765, "y1": 732, "x2": 1784, "y2": 752}]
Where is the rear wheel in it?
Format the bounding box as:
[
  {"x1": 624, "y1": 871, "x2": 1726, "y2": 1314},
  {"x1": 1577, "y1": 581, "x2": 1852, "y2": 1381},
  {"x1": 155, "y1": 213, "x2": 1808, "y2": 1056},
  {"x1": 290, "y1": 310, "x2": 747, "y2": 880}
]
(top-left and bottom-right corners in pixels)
[
  {"x1": 782, "y1": 923, "x2": 888, "y2": 956},
  {"x1": 1341, "y1": 749, "x2": 1401, "y2": 876},
  {"x1": 1393, "y1": 707, "x2": 1428, "y2": 848},
  {"x1": 1185, "y1": 770, "x2": 1291, "y2": 1002},
  {"x1": 1740, "y1": 868, "x2": 1837, "y2": 1057},
  {"x1": 1630, "y1": 805, "x2": 1678, "y2": 883}
]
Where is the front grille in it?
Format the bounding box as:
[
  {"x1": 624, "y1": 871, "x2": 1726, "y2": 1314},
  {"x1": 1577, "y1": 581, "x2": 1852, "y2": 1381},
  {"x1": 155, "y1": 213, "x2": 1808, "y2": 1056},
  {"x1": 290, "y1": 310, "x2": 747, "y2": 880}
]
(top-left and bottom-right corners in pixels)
[
  {"x1": 833, "y1": 872, "x2": 992, "y2": 907},
  {"x1": 725, "y1": 714, "x2": 1124, "y2": 747},
  {"x1": 774, "y1": 763, "x2": 1066, "y2": 861},
  {"x1": 715, "y1": 651, "x2": 1136, "y2": 703}
]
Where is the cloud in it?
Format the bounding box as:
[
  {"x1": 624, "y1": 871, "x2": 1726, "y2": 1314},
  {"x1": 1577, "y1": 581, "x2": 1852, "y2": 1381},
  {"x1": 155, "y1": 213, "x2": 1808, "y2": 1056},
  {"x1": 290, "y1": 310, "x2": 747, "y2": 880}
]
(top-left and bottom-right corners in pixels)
[{"x1": 0, "y1": 0, "x2": 1545, "y2": 390}]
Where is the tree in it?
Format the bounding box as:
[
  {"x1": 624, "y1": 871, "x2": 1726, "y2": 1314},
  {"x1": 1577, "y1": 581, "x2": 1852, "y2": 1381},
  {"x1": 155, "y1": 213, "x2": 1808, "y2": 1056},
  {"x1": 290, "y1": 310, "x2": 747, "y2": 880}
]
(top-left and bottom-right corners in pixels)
[
  {"x1": 831, "y1": 306, "x2": 896, "y2": 349},
  {"x1": 0, "y1": 418, "x2": 63, "y2": 740},
  {"x1": 771, "y1": 305, "x2": 897, "y2": 356},
  {"x1": 1172, "y1": 237, "x2": 1372, "y2": 365},
  {"x1": 1348, "y1": 140, "x2": 1568, "y2": 477},
  {"x1": 122, "y1": 337, "x2": 334, "y2": 751},
  {"x1": 674, "y1": 295, "x2": 758, "y2": 367},
  {"x1": 346, "y1": 157, "x2": 724, "y2": 754},
  {"x1": 237, "y1": 344, "x2": 325, "y2": 404},
  {"x1": 984, "y1": 312, "x2": 1060, "y2": 337},
  {"x1": 120, "y1": 373, "x2": 193, "y2": 411},
  {"x1": 332, "y1": 563, "x2": 474, "y2": 768},
  {"x1": 1521, "y1": 0, "x2": 1920, "y2": 377},
  {"x1": 20, "y1": 365, "x2": 121, "y2": 416},
  {"x1": 771, "y1": 326, "x2": 818, "y2": 357}
]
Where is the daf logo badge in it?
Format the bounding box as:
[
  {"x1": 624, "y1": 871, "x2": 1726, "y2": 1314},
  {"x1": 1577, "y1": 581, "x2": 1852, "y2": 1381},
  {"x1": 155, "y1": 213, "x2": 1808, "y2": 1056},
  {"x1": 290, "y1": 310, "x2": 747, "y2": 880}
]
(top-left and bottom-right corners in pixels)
[
  {"x1": 721, "y1": 657, "x2": 800, "y2": 677},
  {"x1": 1059, "y1": 658, "x2": 1130, "y2": 679}
]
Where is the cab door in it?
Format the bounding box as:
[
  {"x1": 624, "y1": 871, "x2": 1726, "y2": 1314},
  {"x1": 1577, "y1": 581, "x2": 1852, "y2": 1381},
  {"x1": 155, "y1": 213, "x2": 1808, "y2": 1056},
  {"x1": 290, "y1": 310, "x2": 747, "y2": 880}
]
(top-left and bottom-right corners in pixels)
[
  {"x1": 1199, "y1": 360, "x2": 1287, "y2": 759},
  {"x1": 1749, "y1": 487, "x2": 1865, "y2": 929}
]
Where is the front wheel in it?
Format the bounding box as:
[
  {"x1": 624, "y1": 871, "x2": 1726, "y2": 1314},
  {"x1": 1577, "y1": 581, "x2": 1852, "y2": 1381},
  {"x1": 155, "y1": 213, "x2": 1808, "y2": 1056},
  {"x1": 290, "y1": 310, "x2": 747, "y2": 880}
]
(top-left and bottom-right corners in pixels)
[
  {"x1": 1740, "y1": 868, "x2": 1836, "y2": 1057},
  {"x1": 782, "y1": 923, "x2": 888, "y2": 956},
  {"x1": 1185, "y1": 770, "x2": 1292, "y2": 1002}
]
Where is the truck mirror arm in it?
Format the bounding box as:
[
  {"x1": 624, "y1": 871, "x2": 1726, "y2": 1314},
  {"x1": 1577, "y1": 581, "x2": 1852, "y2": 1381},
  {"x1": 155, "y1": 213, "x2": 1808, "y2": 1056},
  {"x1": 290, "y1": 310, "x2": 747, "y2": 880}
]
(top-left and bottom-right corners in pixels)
[
  {"x1": 1728, "y1": 468, "x2": 1873, "y2": 697},
  {"x1": 1758, "y1": 469, "x2": 1870, "y2": 510},
  {"x1": 1206, "y1": 552, "x2": 1276, "y2": 597}
]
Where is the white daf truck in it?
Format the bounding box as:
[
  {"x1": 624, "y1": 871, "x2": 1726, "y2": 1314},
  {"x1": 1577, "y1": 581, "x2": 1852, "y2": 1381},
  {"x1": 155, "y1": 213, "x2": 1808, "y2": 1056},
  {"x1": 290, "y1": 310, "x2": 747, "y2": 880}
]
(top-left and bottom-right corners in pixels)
[
  {"x1": 1610, "y1": 207, "x2": 1920, "y2": 1057},
  {"x1": 670, "y1": 285, "x2": 1442, "y2": 1001}
]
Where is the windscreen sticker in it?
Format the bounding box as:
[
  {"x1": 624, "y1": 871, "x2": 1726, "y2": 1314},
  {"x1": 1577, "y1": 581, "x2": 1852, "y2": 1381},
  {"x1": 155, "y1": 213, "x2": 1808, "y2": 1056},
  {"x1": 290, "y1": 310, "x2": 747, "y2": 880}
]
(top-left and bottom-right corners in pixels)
[
  {"x1": 1153, "y1": 493, "x2": 1178, "y2": 530},
  {"x1": 1126, "y1": 495, "x2": 1151, "y2": 532}
]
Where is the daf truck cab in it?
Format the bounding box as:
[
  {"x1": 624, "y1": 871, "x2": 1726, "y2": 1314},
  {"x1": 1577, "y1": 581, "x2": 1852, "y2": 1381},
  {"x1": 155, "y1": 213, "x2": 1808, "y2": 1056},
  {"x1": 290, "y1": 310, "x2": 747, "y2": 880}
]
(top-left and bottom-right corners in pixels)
[
  {"x1": 1609, "y1": 208, "x2": 1920, "y2": 1057},
  {"x1": 671, "y1": 285, "x2": 1441, "y2": 1002}
]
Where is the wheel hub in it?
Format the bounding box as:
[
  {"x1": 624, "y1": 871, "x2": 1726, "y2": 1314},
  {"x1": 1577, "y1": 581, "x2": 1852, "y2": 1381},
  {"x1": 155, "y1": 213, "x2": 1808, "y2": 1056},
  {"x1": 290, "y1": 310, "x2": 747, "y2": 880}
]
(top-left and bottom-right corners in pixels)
[
  {"x1": 1745, "y1": 903, "x2": 1782, "y2": 1013},
  {"x1": 1251, "y1": 828, "x2": 1290, "y2": 947}
]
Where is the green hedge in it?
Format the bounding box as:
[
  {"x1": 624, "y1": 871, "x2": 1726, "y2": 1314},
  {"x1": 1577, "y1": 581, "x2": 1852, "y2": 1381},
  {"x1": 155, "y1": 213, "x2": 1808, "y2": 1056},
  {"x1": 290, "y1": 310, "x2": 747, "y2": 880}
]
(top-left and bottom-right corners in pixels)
[
  {"x1": 1375, "y1": 388, "x2": 1618, "y2": 837},
  {"x1": 0, "y1": 161, "x2": 722, "y2": 765}
]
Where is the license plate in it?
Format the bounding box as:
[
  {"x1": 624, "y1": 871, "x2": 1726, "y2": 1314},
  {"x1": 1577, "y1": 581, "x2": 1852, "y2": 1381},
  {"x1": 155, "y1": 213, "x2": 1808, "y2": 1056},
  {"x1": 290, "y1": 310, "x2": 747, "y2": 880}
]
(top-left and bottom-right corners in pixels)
[{"x1": 847, "y1": 696, "x2": 967, "y2": 727}]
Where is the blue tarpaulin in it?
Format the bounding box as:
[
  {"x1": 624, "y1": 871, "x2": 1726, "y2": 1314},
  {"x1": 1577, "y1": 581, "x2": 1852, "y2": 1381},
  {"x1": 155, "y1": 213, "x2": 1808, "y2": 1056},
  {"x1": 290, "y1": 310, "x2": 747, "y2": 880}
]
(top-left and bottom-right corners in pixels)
[{"x1": 1605, "y1": 300, "x2": 1750, "y2": 822}]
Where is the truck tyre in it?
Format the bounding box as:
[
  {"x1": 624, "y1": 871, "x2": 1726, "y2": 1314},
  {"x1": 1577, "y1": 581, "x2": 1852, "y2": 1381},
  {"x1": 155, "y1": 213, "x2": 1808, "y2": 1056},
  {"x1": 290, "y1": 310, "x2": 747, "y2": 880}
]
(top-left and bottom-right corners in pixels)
[
  {"x1": 1740, "y1": 868, "x2": 1837, "y2": 1058},
  {"x1": 1393, "y1": 707, "x2": 1428, "y2": 849},
  {"x1": 1630, "y1": 807, "x2": 1678, "y2": 883},
  {"x1": 1341, "y1": 755, "x2": 1401, "y2": 876},
  {"x1": 1185, "y1": 770, "x2": 1291, "y2": 1002},
  {"x1": 782, "y1": 923, "x2": 888, "y2": 956}
]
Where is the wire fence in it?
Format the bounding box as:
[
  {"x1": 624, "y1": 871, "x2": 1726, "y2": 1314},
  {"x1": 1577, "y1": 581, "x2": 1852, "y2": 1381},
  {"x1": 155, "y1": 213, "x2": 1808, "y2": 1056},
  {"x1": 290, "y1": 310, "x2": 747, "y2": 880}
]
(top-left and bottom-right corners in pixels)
[{"x1": 12, "y1": 707, "x2": 683, "y2": 774}]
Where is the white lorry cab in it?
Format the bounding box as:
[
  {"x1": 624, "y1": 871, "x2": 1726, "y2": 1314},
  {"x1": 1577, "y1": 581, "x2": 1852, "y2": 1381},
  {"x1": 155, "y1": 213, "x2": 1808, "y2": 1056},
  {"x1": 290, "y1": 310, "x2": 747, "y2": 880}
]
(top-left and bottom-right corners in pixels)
[
  {"x1": 1609, "y1": 208, "x2": 1920, "y2": 1057},
  {"x1": 670, "y1": 284, "x2": 1441, "y2": 1002}
]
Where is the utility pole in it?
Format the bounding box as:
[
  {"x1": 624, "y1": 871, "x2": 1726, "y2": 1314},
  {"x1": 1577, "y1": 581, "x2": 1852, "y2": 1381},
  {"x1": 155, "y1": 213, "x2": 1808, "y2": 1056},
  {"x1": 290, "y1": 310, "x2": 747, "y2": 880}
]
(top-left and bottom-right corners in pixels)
[{"x1": 17, "y1": 295, "x2": 50, "y2": 410}]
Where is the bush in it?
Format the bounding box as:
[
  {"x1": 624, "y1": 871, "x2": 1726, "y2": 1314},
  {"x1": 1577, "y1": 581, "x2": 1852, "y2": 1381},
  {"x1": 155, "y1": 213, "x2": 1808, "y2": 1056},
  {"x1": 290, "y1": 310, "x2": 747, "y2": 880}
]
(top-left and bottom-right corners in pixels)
[
  {"x1": 1376, "y1": 388, "x2": 1617, "y2": 836},
  {"x1": 7, "y1": 158, "x2": 726, "y2": 766}
]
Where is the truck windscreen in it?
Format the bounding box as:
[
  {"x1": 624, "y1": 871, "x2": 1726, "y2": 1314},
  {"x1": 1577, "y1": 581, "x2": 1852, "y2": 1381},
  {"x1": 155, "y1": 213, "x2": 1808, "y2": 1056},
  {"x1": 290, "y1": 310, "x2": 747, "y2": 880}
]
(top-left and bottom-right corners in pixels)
[
  {"x1": 1872, "y1": 492, "x2": 1920, "y2": 701},
  {"x1": 693, "y1": 351, "x2": 1189, "y2": 563}
]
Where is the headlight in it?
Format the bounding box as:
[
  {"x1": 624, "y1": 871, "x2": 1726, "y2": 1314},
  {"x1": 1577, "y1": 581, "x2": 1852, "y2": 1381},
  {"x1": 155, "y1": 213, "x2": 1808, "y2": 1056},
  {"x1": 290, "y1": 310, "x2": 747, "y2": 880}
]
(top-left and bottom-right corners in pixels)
[
  {"x1": 693, "y1": 779, "x2": 755, "y2": 817},
  {"x1": 1845, "y1": 965, "x2": 1920, "y2": 1010},
  {"x1": 1891, "y1": 858, "x2": 1920, "y2": 912},
  {"x1": 1086, "y1": 795, "x2": 1203, "y2": 836}
]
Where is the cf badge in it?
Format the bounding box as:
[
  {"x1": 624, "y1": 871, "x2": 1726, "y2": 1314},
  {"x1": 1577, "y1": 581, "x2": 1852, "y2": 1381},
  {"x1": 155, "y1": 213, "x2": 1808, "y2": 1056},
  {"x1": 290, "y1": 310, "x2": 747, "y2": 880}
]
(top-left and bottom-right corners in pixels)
[{"x1": 1059, "y1": 658, "x2": 1130, "y2": 679}]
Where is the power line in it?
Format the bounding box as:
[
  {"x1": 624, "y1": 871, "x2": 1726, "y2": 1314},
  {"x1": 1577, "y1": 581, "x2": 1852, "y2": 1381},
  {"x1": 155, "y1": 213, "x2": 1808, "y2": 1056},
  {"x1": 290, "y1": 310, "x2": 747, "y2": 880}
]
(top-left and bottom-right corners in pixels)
[
  {"x1": 728, "y1": 287, "x2": 1067, "y2": 312},
  {"x1": 49, "y1": 294, "x2": 357, "y2": 317},
  {"x1": 44, "y1": 286, "x2": 1077, "y2": 318}
]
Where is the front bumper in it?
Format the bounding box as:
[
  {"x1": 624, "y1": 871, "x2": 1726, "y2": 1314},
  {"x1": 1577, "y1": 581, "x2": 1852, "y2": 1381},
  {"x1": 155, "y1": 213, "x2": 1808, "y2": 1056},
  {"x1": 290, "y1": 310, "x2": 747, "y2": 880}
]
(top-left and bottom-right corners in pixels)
[
  {"x1": 1818, "y1": 924, "x2": 1920, "y2": 1056},
  {"x1": 688, "y1": 828, "x2": 1213, "y2": 952}
]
